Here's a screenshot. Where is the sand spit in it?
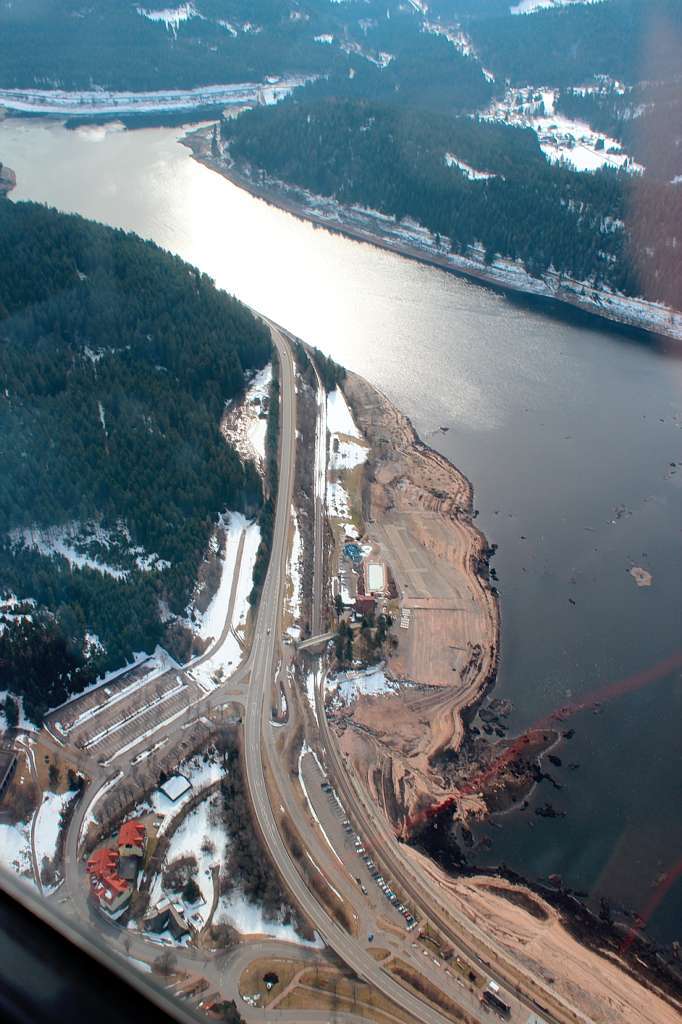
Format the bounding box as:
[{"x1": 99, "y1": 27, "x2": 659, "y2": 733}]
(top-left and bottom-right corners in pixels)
[{"x1": 332, "y1": 371, "x2": 499, "y2": 832}]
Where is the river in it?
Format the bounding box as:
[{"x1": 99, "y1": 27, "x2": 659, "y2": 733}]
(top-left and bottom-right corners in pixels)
[{"x1": 1, "y1": 118, "x2": 680, "y2": 946}]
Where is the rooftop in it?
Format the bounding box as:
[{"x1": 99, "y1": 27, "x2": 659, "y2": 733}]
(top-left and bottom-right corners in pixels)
[{"x1": 159, "y1": 773, "x2": 192, "y2": 802}]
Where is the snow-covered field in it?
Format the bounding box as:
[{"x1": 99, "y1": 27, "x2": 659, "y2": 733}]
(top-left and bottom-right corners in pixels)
[
  {"x1": 34, "y1": 790, "x2": 78, "y2": 869},
  {"x1": 511, "y1": 0, "x2": 605, "y2": 13},
  {"x1": 287, "y1": 509, "x2": 303, "y2": 627},
  {"x1": 160, "y1": 790, "x2": 225, "y2": 929},
  {"x1": 223, "y1": 364, "x2": 272, "y2": 470},
  {"x1": 190, "y1": 512, "x2": 251, "y2": 643},
  {"x1": 445, "y1": 153, "x2": 495, "y2": 181},
  {"x1": 329, "y1": 438, "x2": 368, "y2": 471},
  {"x1": 326, "y1": 388, "x2": 361, "y2": 438},
  {"x1": 326, "y1": 665, "x2": 396, "y2": 706},
  {"x1": 0, "y1": 820, "x2": 32, "y2": 877},
  {"x1": 326, "y1": 480, "x2": 352, "y2": 521},
  {"x1": 215, "y1": 891, "x2": 323, "y2": 946},
  {"x1": 188, "y1": 517, "x2": 261, "y2": 691},
  {"x1": 326, "y1": 386, "x2": 368, "y2": 511},
  {"x1": 0, "y1": 78, "x2": 311, "y2": 116},
  {"x1": 485, "y1": 87, "x2": 643, "y2": 174}
]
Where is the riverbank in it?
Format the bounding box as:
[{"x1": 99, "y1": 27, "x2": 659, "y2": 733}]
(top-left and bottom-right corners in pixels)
[
  {"x1": 184, "y1": 126, "x2": 682, "y2": 344},
  {"x1": 325, "y1": 372, "x2": 682, "y2": 1020},
  {"x1": 406, "y1": 844, "x2": 682, "y2": 1024},
  {"x1": 325, "y1": 368, "x2": 500, "y2": 833},
  {"x1": 0, "y1": 162, "x2": 16, "y2": 195}
]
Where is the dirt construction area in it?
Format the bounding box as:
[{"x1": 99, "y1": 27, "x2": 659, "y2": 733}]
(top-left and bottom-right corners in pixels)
[{"x1": 333, "y1": 373, "x2": 499, "y2": 827}]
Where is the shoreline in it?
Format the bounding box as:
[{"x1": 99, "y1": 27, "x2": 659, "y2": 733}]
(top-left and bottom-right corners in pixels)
[
  {"x1": 331, "y1": 367, "x2": 501, "y2": 832},
  {"x1": 183, "y1": 127, "x2": 682, "y2": 345},
  {"x1": 0, "y1": 162, "x2": 16, "y2": 196},
  {"x1": 329, "y1": 373, "x2": 682, "y2": 1014}
]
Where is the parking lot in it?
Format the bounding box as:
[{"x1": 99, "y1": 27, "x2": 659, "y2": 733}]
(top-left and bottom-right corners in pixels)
[
  {"x1": 45, "y1": 649, "x2": 202, "y2": 765},
  {"x1": 300, "y1": 747, "x2": 418, "y2": 933}
]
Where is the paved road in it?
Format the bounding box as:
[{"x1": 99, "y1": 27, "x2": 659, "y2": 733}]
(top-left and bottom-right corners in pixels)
[
  {"x1": 50, "y1": 317, "x2": 576, "y2": 1024},
  {"x1": 310, "y1": 354, "x2": 327, "y2": 638},
  {"x1": 243, "y1": 325, "x2": 463, "y2": 1024}
]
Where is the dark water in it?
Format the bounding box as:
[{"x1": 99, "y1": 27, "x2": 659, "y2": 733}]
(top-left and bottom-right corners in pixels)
[{"x1": 1, "y1": 119, "x2": 680, "y2": 945}]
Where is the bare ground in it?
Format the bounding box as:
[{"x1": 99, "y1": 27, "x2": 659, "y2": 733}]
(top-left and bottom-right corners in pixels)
[
  {"x1": 404, "y1": 845, "x2": 682, "y2": 1024},
  {"x1": 331, "y1": 372, "x2": 499, "y2": 831}
]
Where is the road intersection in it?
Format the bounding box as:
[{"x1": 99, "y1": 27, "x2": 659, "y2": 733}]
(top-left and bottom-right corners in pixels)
[{"x1": 35, "y1": 318, "x2": 582, "y2": 1024}]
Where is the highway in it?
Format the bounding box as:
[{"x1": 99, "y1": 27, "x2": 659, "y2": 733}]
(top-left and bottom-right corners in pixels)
[
  {"x1": 243, "y1": 325, "x2": 459, "y2": 1024},
  {"x1": 46, "y1": 317, "x2": 582, "y2": 1024}
]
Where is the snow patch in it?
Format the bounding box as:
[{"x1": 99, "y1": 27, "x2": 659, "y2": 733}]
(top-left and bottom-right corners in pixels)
[
  {"x1": 511, "y1": 0, "x2": 605, "y2": 13},
  {"x1": 136, "y1": 4, "x2": 199, "y2": 35},
  {"x1": 327, "y1": 665, "x2": 395, "y2": 705},
  {"x1": 223, "y1": 364, "x2": 272, "y2": 469},
  {"x1": 445, "y1": 153, "x2": 495, "y2": 181},
  {"x1": 34, "y1": 790, "x2": 78, "y2": 868},
  {"x1": 326, "y1": 480, "x2": 352, "y2": 521},
  {"x1": 0, "y1": 820, "x2": 32, "y2": 877},
  {"x1": 187, "y1": 516, "x2": 260, "y2": 691},
  {"x1": 287, "y1": 510, "x2": 303, "y2": 625},
  {"x1": 326, "y1": 388, "x2": 361, "y2": 438},
  {"x1": 215, "y1": 891, "x2": 323, "y2": 946},
  {"x1": 330, "y1": 439, "x2": 368, "y2": 471},
  {"x1": 161, "y1": 789, "x2": 226, "y2": 929}
]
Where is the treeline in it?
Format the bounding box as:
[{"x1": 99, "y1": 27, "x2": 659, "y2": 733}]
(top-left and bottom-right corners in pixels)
[
  {"x1": 0, "y1": 200, "x2": 271, "y2": 717},
  {"x1": 0, "y1": 613, "x2": 101, "y2": 722},
  {"x1": 0, "y1": 0, "x2": 339, "y2": 91},
  {"x1": 218, "y1": 735, "x2": 304, "y2": 932},
  {"x1": 465, "y1": 0, "x2": 682, "y2": 87},
  {"x1": 223, "y1": 97, "x2": 682, "y2": 308},
  {"x1": 557, "y1": 86, "x2": 682, "y2": 182}
]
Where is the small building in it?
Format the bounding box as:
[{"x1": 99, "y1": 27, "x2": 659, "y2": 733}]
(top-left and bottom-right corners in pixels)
[
  {"x1": 159, "y1": 774, "x2": 191, "y2": 802},
  {"x1": 367, "y1": 562, "x2": 385, "y2": 595},
  {"x1": 118, "y1": 819, "x2": 146, "y2": 859},
  {"x1": 144, "y1": 897, "x2": 190, "y2": 940},
  {"x1": 355, "y1": 595, "x2": 376, "y2": 618}
]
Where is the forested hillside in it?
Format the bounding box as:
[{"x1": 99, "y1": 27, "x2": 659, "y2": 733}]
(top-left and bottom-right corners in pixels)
[
  {"x1": 0, "y1": 199, "x2": 271, "y2": 719},
  {"x1": 222, "y1": 98, "x2": 681, "y2": 309},
  {"x1": 465, "y1": 0, "x2": 682, "y2": 87}
]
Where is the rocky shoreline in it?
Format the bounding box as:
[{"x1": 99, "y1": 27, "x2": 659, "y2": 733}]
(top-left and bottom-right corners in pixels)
[
  {"x1": 0, "y1": 162, "x2": 16, "y2": 196},
  {"x1": 183, "y1": 126, "x2": 682, "y2": 345}
]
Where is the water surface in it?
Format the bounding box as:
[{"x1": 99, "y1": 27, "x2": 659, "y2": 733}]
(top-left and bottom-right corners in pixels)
[{"x1": 2, "y1": 119, "x2": 680, "y2": 944}]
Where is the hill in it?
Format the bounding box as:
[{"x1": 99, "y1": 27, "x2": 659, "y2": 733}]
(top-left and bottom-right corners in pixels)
[{"x1": 0, "y1": 199, "x2": 270, "y2": 720}]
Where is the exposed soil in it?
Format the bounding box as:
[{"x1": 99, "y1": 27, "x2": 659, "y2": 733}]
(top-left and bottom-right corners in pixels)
[
  {"x1": 328, "y1": 371, "x2": 500, "y2": 833},
  {"x1": 403, "y1": 845, "x2": 682, "y2": 1024}
]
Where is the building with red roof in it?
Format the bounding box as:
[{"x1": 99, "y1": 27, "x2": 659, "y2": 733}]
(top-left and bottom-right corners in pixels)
[
  {"x1": 118, "y1": 819, "x2": 146, "y2": 859},
  {"x1": 86, "y1": 846, "x2": 131, "y2": 913}
]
